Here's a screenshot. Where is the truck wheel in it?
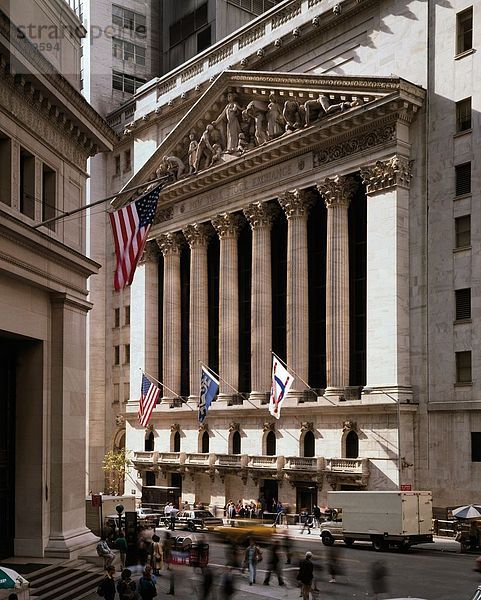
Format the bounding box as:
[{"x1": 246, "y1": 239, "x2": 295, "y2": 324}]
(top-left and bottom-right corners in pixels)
[
  {"x1": 321, "y1": 533, "x2": 335, "y2": 546},
  {"x1": 187, "y1": 521, "x2": 196, "y2": 532},
  {"x1": 372, "y1": 537, "x2": 387, "y2": 551},
  {"x1": 344, "y1": 538, "x2": 354, "y2": 547}
]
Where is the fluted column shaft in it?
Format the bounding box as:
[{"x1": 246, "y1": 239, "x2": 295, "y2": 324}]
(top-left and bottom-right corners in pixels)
[
  {"x1": 244, "y1": 202, "x2": 275, "y2": 399},
  {"x1": 318, "y1": 176, "x2": 357, "y2": 394},
  {"x1": 213, "y1": 213, "x2": 242, "y2": 399},
  {"x1": 157, "y1": 233, "x2": 183, "y2": 402},
  {"x1": 279, "y1": 190, "x2": 314, "y2": 391},
  {"x1": 184, "y1": 223, "x2": 210, "y2": 399}
]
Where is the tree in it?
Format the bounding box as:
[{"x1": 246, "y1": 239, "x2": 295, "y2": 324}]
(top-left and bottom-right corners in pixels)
[{"x1": 102, "y1": 448, "x2": 131, "y2": 495}]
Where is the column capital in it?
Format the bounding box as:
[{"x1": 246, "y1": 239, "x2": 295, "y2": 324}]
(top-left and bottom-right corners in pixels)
[
  {"x1": 157, "y1": 232, "x2": 183, "y2": 256},
  {"x1": 139, "y1": 240, "x2": 160, "y2": 264},
  {"x1": 278, "y1": 188, "x2": 315, "y2": 218},
  {"x1": 212, "y1": 212, "x2": 242, "y2": 239},
  {"x1": 183, "y1": 222, "x2": 212, "y2": 248},
  {"x1": 317, "y1": 175, "x2": 357, "y2": 208},
  {"x1": 360, "y1": 155, "x2": 414, "y2": 193},
  {"x1": 243, "y1": 201, "x2": 277, "y2": 229}
]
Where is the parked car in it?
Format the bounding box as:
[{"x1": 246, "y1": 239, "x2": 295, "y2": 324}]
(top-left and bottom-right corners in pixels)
[{"x1": 162, "y1": 510, "x2": 223, "y2": 531}]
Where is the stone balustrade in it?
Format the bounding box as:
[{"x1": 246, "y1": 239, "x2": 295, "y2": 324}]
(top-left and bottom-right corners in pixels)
[
  {"x1": 324, "y1": 457, "x2": 367, "y2": 473},
  {"x1": 158, "y1": 452, "x2": 183, "y2": 465},
  {"x1": 215, "y1": 453, "x2": 248, "y2": 468},
  {"x1": 132, "y1": 451, "x2": 158, "y2": 467},
  {"x1": 248, "y1": 455, "x2": 285, "y2": 470},
  {"x1": 284, "y1": 456, "x2": 324, "y2": 471}
]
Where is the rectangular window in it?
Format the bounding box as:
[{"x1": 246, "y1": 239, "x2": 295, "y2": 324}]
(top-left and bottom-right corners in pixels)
[
  {"x1": 124, "y1": 149, "x2": 131, "y2": 172},
  {"x1": 124, "y1": 382, "x2": 130, "y2": 402},
  {"x1": 112, "y1": 70, "x2": 146, "y2": 94},
  {"x1": 20, "y1": 147, "x2": 35, "y2": 219},
  {"x1": 112, "y1": 5, "x2": 147, "y2": 36},
  {"x1": 457, "y1": 7, "x2": 473, "y2": 54},
  {"x1": 114, "y1": 155, "x2": 121, "y2": 176},
  {"x1": 112, "y1": 38, "x2": 145, "y2": 65},
  {"x1": 456, "y1": 98, "x2": 472, "y2": 132},
  {"x1": 456, "y1": 350, "x2": 472, "y2": 383},
  {"x1": 197, "y1": 26, "x2": 211, "y2": 53},
  {"x1": 455, "y1": 215, "x2": 471, "y2": 248},
  {"x1": 0, "y1": 132, "x2": 11, "y2": 206},
  {"x1": 455, "y1": 288, "x2": 471, "y2": 320},
  {"x1": 114, "y1": 307, "x2": 120, "y2": 328},
  {"x1": 455, "y1": 162, "x2": 471, "y2": 196},
  {"x1": 125, "y1": 305, "x2": 130, "y2": 325},
  {"x1": 113, "y1": 383, "x2": 120, "y2": 403},
  {"x1": 114, "y1": 345, "x2": 120, "y2": 365},
  {"x1": 124, "y1": 344, "x2": 130, "y2": 364},
  {"x1": 472, "y1": 432, "x2": 481, "y2": 462},
  {"x1": 42, "y1": 164, "x2": 56, "y2": 230}
]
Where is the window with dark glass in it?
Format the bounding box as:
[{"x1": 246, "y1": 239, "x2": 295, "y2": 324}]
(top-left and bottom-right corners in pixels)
[
  {"x1": 173, "y1": 431, "x2": 180, "y2": 452},
  {"x1": 266, "y1": 431, "x2": 276, "y2": 456},
  {"x1": 472, "y1": 432, "x2": 481, "y2": 462},
  {"x1": 457, "y1": 7, "x2": 473, "y2": 54},
  {"x1": 112, "y1": 5, "x2": 147, "y2": 35},
  {"x1": 145, "y1": 471, "x2": 156, "y2": 485},
  {"x1": 456, "y1": 98, "x2": 472, "y2": 132},
  {"x1": 201, "y1": 431, "x2": 209, "y2": 453},
  {"x1": 455, "y1": 215, "x2": 471, "y2": 248},
  {"x1": 455, "y1": 288, "x2": 471, "y2": 321},
  {"x1": 20, "y1": 147, "x2": 35, "y2": 219},
  {"x1": 114, "y1": 155, "x2": 121, "y2": 176},
  {"x1": 455, "y1": 162, "x2": 471, "y2": 196},
  {"x1": 124, "y1": 344, "x2": 130, "y2": 364},
  {"x1": 197, "y1": 26, "x2": 211, "y2": 53},
  {"x1": 345, "y1": 431, "x2": 359, "y2": 459},
  {"x1": 114, "y1": 307, "x2": 120, "y2": 328},
  {"x1": 125, "y1": 305, "x2": 130, "y2": 325},
  {"x1": 124, "y1": 149, "x2": 131, "y2": 172},
  {"x1": 145, "y1": 431, "x2": 154, "y2": 451},
  {"x1": 42, "y1": 164, "x2": 56, "y2": 230},
  {"x1": 114, "y1": 345, "x2": 120, "y2": 365},
  {"x1": 112, "y1": 71, "x2": 146, "y2": 94},
  {"x1": 456, "y1": 351, "x2": 472, "y2": 383},
  {"x1": 232, "y1": 431, "x2": 241, "y2": 455},
  {"x1": 0, "y1": 131, "x2": 12, "y2": 206},
  {"x1": 303, "y1": 431, "x2": 315, "y2": 458}
]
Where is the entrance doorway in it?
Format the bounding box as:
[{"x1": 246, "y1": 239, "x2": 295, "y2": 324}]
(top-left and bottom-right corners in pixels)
[
  {"x1": 295, "y1": 483, "x2": 318, "y2": 514},
  {"x1": 0, "y1": 342, "x2": 15, "y2": 559},
  {"x1": 170, "y1": 472, "x2": 182, "y2": 503},
  {"x1": 261, "y1": 479, "x2": 278, "y2": 513}
]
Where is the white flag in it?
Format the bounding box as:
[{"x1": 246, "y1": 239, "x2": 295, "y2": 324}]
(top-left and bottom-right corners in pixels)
[{"x1": 269, "y1": 356, "x2": 294, "y2": 419}]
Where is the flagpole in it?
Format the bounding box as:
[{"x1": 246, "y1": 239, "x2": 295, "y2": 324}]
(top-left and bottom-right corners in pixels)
[
  {"x1": 142, "y1": 369, "x2": 195, "y2": 411},
  {"x1": 270, "y1": 349, "x2": 315, "y2": 393},
  {"x1": 199, "y1": 362, "x2": 260, "y2": 410}
]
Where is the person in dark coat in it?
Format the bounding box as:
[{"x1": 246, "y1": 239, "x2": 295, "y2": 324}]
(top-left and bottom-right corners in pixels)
[
  {"x1": 297, "y1": 551, "x2": 314, "y2": 600},
  {"x1": 263, "y1": 539, "x2": 284, "y2": 586},
  {"x1": 98, "y1": 565, "x2": 116, "y2": 600},
  {"x1": 137, "y1": 565, "x2": 157, "y2": 600},
  {"x1": 220, "y1": 566, "x2": 235, "y2": 598},
  {"x1": 370, "y1": 560, "x2": 388, "y2": 598}
]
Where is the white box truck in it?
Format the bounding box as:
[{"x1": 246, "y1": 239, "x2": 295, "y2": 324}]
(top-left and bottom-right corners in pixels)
[{"x1": 320, "y1": 491, "x2": 433, "y2": 551}]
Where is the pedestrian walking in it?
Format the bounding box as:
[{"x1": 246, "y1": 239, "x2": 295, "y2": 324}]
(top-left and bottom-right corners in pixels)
[
  {"x1": 97, "y1": 536, "x2": 115, "y2": 570},
  {"x1": 220, "y1": 565, "x2": 235, "y2": 598},
  {"x1": 115, "y1": 530, "x2": 128, "y2": 571},
  {"x1": 243, "y1": 538, "x2": 262, "y2": 585},
  {"x1": 297, "y1": 551, "x2": 314, "y2": 600},
  {"x1": 300, "y1": 508, "x2": 312, "y2": 534},
  {"x1": 97, "y1": 565, "x2": 116, "y2": 600},
  {"x1": 313, "y1": 505, "x2": 322, "y2": 529},
  {"x1": 327, "y1": 547, "x2": 343, "y2": 583},
  {"x1": 170, "y1": 505, "x2": 179, "y2": 531},
  {"x1": 200, "y1": 565, "x2": 214, "y2": 599},
  {"x1": 117, "y1": 568, "x2": 137, "y2": 600},
  {"x1": 137, "y1": 565, "x2": 157, "y2": 600},
  {"x1": 263, "y1": 539, "x2": 284, "y2": 586},
  {"x1": 282, "y1": 530, "x2": 292, "y2": 565},
  {"x1": 370, "y1": 560, "x2": 388, "y2": 599},
  {"x1": 150, "y1": 533, "x2": 163, "y2": 575},
  {"x1": 272, "y1": 501, "x2": 286, "y2": 527}
]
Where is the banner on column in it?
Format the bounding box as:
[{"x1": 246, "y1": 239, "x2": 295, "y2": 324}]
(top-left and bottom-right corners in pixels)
[
  {"x1": 199, "y1": 366, "x2": 219, "y2": 424},
  {"x1": 269, "y1": 356, "x2": 294, "y2": 419}
]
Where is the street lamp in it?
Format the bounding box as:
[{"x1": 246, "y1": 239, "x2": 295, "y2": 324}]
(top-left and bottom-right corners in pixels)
[
  {"x1": 115, "y1": 503, "x2": 125, "y2": 536},
  {"x1": 363, "y1": 387, "x2": 401, "y2": 490}
]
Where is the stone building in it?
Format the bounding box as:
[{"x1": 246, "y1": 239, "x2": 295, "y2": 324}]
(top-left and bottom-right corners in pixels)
[
  {"x1": 0, "y1": 2, "x2": 115, "y2": 558},
  {"x1": 107, "y1": 0, "x2": 480, "y2": 510}
]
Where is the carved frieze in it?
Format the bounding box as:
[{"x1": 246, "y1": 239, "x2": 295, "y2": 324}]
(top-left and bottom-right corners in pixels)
[
  {"x1": 212, "y1": 212, "x2": 243, "y2": 239},
  {"x1": 263, "y1": 422, "x2": 275, "y2": 432},
  {"x1": 243, "y1": 201, "x2": 277, "y2": 229},
  {"x1": 300, "y1": 421, "x2": 314, "y2": 432},
  {"x1": 278, "y1": 189, "x2": 316, "y2": 218},
  {"x1": 360, "y1": 155, "x2": 414, "y2": 193},
  {"x1": 115, "y1": 414, "x2": 125, "y2": 427},
  {"x1": 317, "y1": 175, "x2": 358, "y2": 208},
  {"x1": 199, "y1": 423, "x2": 208, "y2": 433},
  {"x1": 156, "y1": 232, "x2": 183, "y2": 256},
  {"x1": 156, "y1": 207, "x2": 174, "y2": 223},
  {"x1": 228, "y1": 422, "x2": 240, "y2": 433},
  {"x1": 342, "y1": 420, "x2": 357, "y2": 432},
  {"x1": 170, "y1": 423, "x2": 180, "y2": 433},
  {"x1": 183, "y1": 222, "x2": 212, "y2": 248}
]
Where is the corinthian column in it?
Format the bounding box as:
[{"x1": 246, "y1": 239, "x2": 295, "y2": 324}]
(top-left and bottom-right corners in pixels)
[
  {"x1": 212, "y1": 213, "x2": 242, "y2": 401},
  {"x1": 157, "y1": 233, "x2": 183, "y2": 403},
  {"x1": 244, "y1": 201, "x2": 276, "y2": 402},
  {"x1": 317, "y1": 175, "x2": 357, "y2": 396},
  {"x1": 183, "y1": 223, "x2": 211, "y2": 401},
  {"x1": 278, "y1": 189, "x2": 315, "y2": 395}
]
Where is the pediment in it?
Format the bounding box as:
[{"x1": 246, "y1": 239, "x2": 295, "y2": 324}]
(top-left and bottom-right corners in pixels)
[{"x1": 121, "y1": 70, "x2": 424, "y2": 209}]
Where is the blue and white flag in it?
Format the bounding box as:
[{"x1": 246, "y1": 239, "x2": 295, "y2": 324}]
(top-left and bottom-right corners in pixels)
[
  {"x1": 269, "y1": 356, "x2": 294, "y2": 419},
  {"x1": 199, "y1": 365, "x2": 219, "y2": 424}
]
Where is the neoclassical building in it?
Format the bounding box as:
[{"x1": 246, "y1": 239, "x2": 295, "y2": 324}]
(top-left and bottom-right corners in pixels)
[{"x1": 103, "y1": 0, "x2": 481, "y2": 510}]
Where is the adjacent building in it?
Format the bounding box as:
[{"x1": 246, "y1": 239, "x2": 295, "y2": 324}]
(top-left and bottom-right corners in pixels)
[{"x1": 0, "y1": 1, "x2": 115, "y2": 558}]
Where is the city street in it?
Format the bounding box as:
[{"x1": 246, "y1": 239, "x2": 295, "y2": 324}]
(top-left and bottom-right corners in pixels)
[{"x1": 84, "y1": 532, "x2": 481, "y2": 599}]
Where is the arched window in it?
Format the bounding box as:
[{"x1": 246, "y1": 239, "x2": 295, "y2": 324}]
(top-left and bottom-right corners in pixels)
[
  {"x1": 173, "y1": 431, "x2": 181, "y2": 453},
  {"x1": 145, "y1": 431, "x2": 154, "y2": 452},
  {"x1": 303, "y1": 430, "x2": 315, "y2": 458},
  {"x1": 232, "y1": 431, "x2": 241, "y2": 455},
  {"x1": 266, "y1": 431, "x2": 276, "y2": 456},
  {"x1": 346, "y1": 430, "x2": 359, "y2": 459},
  {"x1": 201, "y1": 431, "x2": 209, "y2": 453}
]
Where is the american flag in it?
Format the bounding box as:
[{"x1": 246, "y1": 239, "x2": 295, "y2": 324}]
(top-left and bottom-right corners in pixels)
[
  {"x1": 109, "y1": 185, "x2": 161, "y2": 291},
  {"x1": 139, "y1": 373, "x2": 161, "y2": 428}
]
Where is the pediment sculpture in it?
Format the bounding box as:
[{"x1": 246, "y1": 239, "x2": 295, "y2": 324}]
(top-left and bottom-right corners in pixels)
[{"x1": 155, "y1": 87, "x2": 367, "y2": 181}]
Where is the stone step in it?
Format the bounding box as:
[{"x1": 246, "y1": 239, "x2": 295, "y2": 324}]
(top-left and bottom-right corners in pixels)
[{"x1": 28, "y1": 560, "x2": 104, "y2": 600}]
